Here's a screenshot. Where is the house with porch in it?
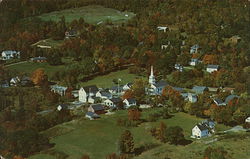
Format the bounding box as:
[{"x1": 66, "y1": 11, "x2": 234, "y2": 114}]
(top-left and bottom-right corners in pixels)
[{"x1": 104, "y1": 97, "x2": 123, "y2": 108}]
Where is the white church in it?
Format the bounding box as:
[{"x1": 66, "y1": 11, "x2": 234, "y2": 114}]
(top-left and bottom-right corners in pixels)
[{"x1": 148, "y1": 66, "x2": 168, "y2": 95}]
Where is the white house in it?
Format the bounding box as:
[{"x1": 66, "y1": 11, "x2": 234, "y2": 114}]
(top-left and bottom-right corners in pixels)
[
  {"x1": 181, "y1": 93, "x2": 197, "y2": 103},
  {"x1": 190, "y1": 44, "x2": 200, "y2": 54},
  {"x1": 104, "y1": 97, "x2": 122, "y2": 108},
  {"x1": 188, "y1": 93, "x2": 198, "y2": 103},
  {"x1": 10, "y1": 77, "x2": 20, "y2": 86},
  {"x1": 189, "y1": 58, "x2": 200, "y2": 66},
  {"x1": 1, "y1": 50, "x2": 20, "y2": 60},
  {"x1": 192, "y1": 120, "x2": 215, "y2": 139},
  {"x1": 192, "y1": 124, "x2": 209, "y2": 139},
  {"x1": 206, "y1": 65, "x2": 219, "y2": 73},
  {"x1": 148, "y1": 66, "x2": 168, "y2": 95},
  {"x1": 123, "y1": 98, "x2": 136, "y2": 108},
  {"x1": 157, "y1": 26, "x2": 168, "y2": 32},
  {"x1": 123, "y1": 83, "x2": 133, "y2": 91},
  {"x1": 245, "y1": 117, "x2": 250, "y2": 123},
  {"x1": 96, "y1": 90, "x2": 112, "y2": 100},
  {"x1": 51, "y1": 85, "x2": 68, "y2": 96},
  {"x1": 78, "y1": 85, "x2": 99, "y2": 103}
]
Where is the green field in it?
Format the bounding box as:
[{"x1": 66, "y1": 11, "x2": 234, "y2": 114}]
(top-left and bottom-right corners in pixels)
[
  {"x1": 28, "y1": 110, "x2": 231, "y2": 159},
  {"x1": 78, "y1": 69, "x2": 145, "y2": 88},
  {"x1": 7, "y1": 58, "x2": 72, "y2": 79},
  {"x1": 37, "y1": 5, "x2": 135, "y2": 24},
  {"x1": 31, "y1": 39, "x2": 64, "y2": 49}
]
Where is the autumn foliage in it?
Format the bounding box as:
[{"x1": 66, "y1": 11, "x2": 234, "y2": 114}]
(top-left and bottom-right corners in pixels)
[
  {"x1": 128, "y1": 109, "x2": 141, "y2": 121},
  {"x1": 31, "y1": 68, "x2": 48, "y2": 86}
]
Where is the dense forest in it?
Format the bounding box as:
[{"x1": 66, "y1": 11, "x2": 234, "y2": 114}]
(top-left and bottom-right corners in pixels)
[{"x1": 0, "y1": 0, "x2": 250, "y2": 158}]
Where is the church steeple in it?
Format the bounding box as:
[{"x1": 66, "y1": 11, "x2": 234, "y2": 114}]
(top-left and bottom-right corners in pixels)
[{"x1": 149, "y1": 66, "x2": 156, "y2": 85}]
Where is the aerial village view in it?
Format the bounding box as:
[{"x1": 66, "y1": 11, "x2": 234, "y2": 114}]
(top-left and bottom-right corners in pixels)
[{"x1": 0, "y1": 0, "x2": 249, "y2": 159}]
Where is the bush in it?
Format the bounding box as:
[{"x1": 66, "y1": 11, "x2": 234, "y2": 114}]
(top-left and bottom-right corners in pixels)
[{"x1": 117, "y1": 118, "x2": 141, "y2": 127}]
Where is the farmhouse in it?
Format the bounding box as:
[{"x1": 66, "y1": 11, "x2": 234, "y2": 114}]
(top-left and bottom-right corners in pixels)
[
  {"x1": 1, "y1": 50, "x2": 20, "y2": 60},
  {"x1": 51, "y1": 85, "x2": 68, "y2": 96},
  {"x1": 104, "y1": 97, "x2": 122, "y2": 108},
  {"x1": 85, "y1": 112, "x2": 100, "y2": 120},
  {"x1": 123, "y1": 98, "x2": 136, "y2": 108},
  {"x1": 192, "y1": 120, "x2": 215, "y2": 139},
  {"x1": 206, "y1": 65, "x2": 219, "y2": 73},
  {"x1": 190, "y1": 44, "x2": 200, "y2": 54},
  {"x1": 88, "y1": 104, "x2": 105, "y2": 114},
  {"x1": 30, "y1": 56, "x2": 47, "y2": 63},
  {"x1": 148, "y1": 66, "x2": 168, "y2": 95},
  {"x1": 79, "y1": 85, "x2": 99, "y2": 103}
]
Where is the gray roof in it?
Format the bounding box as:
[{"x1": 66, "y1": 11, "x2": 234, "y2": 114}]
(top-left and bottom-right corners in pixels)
[
  {"x1": 191, "y1": 44, "x2": 199, "y2": 49},
  {"x1": 91, "y1": 104, "x2": 104, "y2": 111},
  {"x1": 83, "y1": 85, "x2": 99, "y2": 94},
  {"x1": 110, "y1": 85, "x2": 124, "y2": 91},
  {"x1": 110, "y1": 97, "x2": 122, "y2": 103},
  {"x1": 126, "y1": 98, "x2": 136, "y2": 104},
  {"x1": 192, "y1": 86, "x2": 207, "y2": 94},
  {"x1": 191, "y1": 58, "x2": 199, "y2": 62},
  {"x1": 2, "y1": 50, "x2": 20, "y2": 55},
  {"x1": 99, "y1": 90, "x2": 111, "y2": 97},
  {"x1": 225, "y1": 95, "x2": 239, "y2": 104},
  {"x1": 207, "y1": 65, "x2": 219, "y2": 69},
  {"x1": 214, "y1": 98, "x2": 224, "y2": 105},
  {"x1": 86, "y1": 112, "x2": 99, "y2": 118},
  {"x1": 154, "y1": 80, "x2": 168, "y2": 88},
  {"x1": 173, "y1": 87, "x2": 183, "y2": 92},
  {"x1": 197, "y1": 124, "x2": 208, "y2": 131}
]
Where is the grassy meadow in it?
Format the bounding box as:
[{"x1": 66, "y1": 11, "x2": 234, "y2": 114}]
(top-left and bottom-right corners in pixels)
[
  {"x1": 7, "y1": 58, "x2": 73, "y2": 79},
  {"x1": 28, "y1": 110, "x2": 232, "y2": 159},
  {"x1": 78, "y1": 69, "x2": 145, "y2": 88},
  {"x1": 37, "y1": 5, "x2": 135, "y2": 24}
]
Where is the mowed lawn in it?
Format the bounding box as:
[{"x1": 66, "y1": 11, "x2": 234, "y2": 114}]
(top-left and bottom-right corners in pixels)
[
  {"x1": 28, "y1": 110, "x2": 230, "y2": 159},
  {"x1": 79, "y1": 69, "x2": 145, "y2": 88},
  {"x1": 37, "y1": 5, "x2": 135, "y2": 24},
  {"x1": 7, "y1": 62, "x2": 66, "y2": 79}
]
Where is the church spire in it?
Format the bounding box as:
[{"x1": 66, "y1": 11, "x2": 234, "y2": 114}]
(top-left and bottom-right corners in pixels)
[{"x1": 149, "y1": 65, "x2": 156, "y2": 85}]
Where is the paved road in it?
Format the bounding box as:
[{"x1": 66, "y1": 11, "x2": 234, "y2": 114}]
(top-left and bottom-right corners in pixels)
[{"x1": 5, "y1": 60, "x2": 28, "y2": 67}]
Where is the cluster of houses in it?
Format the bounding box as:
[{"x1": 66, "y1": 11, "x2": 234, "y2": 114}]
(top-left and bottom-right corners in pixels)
[
  {"x1": 0, "y1": 76, "x2": 32, "y2": 88},
  {"x1": 1, "y1": 50, "x2": 20, "y2": 60}
]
